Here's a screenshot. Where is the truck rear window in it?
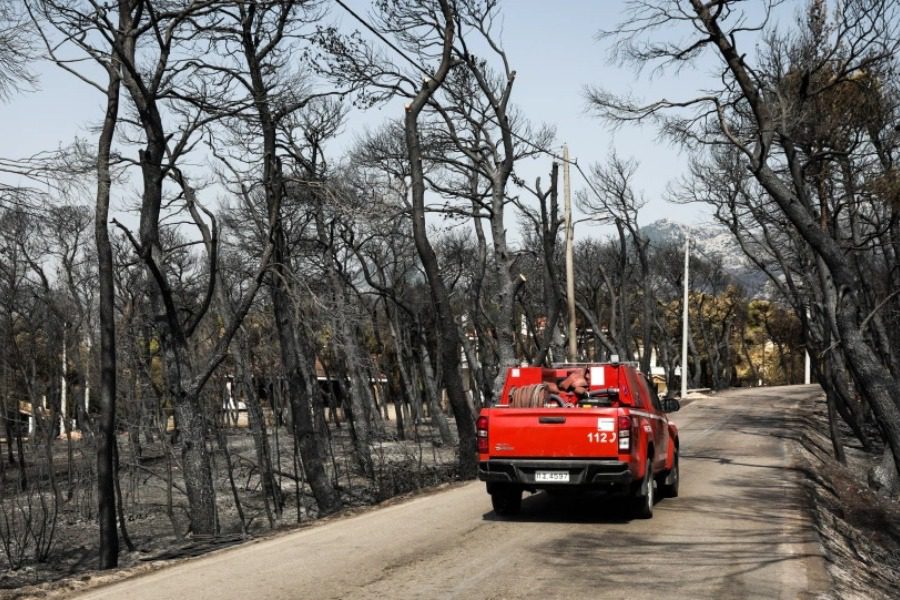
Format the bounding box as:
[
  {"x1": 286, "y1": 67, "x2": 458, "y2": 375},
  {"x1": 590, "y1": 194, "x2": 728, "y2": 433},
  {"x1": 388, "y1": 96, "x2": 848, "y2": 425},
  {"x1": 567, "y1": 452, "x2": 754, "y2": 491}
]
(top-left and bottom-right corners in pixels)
[{"x1": 625, "y1": 368, "x2": 647, "y2": 409}]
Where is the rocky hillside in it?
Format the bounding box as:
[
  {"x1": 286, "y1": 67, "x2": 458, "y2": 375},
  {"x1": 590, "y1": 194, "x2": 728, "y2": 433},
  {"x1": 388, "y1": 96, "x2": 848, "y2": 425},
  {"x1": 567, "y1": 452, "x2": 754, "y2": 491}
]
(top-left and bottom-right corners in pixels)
[{"x1": 640, "y1": 218, "x2": 770, "y2": 292}]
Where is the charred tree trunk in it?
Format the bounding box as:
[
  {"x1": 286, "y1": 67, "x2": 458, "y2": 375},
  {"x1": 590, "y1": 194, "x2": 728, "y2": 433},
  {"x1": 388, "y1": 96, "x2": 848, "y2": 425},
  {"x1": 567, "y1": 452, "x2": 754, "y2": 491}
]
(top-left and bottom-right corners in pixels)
[
  {"x1": 94, "y1": 48, "x2": 120, "y2": 569},
  {"x1": 403, "y1": 0, "x2": 476, "y2": 478},
  {"x1": 488, "y1": 181, "x2": 518, "y2": 398},
  {"x1": 824, "y1": 387, "x2": 847, "y2": 464},
  {"x1": 689, "y1": 0, "x2": 900, "y2": 482},
  {"x1": 533, "y1": 164, "x2": 564, "y2": 366},
  {"x1": 235, "y1": 5, "x2": 342, "y2": 514},
  {"x1": 234, "y1": 332, "x2": 281, "y2": 524},
  {"x1": 310, "y1": 183, "x2": 376, "y2": 475},
  {"x1": 116, "y1": 4, "x2": 221, "y2": 536},
  {"x1": 417, "y1": 336, "x2": 453, "y2": 446},
  {"x1": 386, "y1": 307, "x2": 417, "y2": 439},
  {"x1": 269, "y1": 244, "x2": 342, "y2": 514},
  {"x1": 823, "y1": 352, "x2": 871, "y2": 451}
]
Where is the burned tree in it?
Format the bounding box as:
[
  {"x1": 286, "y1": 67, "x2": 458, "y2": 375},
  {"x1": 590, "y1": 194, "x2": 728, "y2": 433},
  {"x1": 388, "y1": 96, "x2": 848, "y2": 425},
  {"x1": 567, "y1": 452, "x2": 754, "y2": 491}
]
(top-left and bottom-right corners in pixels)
[{"x1": 590, "y1": 0, "x2": 900, "y2": 488}]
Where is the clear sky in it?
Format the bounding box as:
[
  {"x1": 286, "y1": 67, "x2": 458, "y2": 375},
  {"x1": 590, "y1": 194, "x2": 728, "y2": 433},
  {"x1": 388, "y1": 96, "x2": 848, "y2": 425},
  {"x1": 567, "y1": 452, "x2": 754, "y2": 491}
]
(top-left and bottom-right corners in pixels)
[
  {"x1": 1, "y1": 1, "x2": 791, "y2": 229},
  {"x1": 477, "y1": 0, "x2": 713, "y2": 226},
  {"x1": 331, "y1": 0, "x2": 721, "y2": 227}
]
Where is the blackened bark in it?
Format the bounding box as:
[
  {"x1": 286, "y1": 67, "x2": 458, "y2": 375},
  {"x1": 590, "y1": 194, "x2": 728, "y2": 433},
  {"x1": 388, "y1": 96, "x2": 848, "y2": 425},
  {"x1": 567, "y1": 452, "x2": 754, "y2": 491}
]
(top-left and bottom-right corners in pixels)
[
  {"x1": 575, "y1": 300, "x2": 618, "y2": 357},
  {"x1": 690, "y1": 0, "x2": 900, "y2": 480},
  {"x1": 271, "y1": 249, "x2": 342, "y2": 514},
  {"x1": 403, "y1": 0, "x2": 476, "y2": 479},
  {"x1": 488, "y1": 180, "x2": 518, "y2": 398},
  {"x1": 458, "y1": 327, "x2": 484, "y2": 410},
  {"x1": 825, "y1": 387, "x2": 847, "y2": 464},
  {"x1": 385, "y1": 307, "x2": 414, "y2": 439},
  {"x1": 468, "y1": 200, "x2": 495, "y2": 405},
  {"x1": 417, "y1": 336, "x2": 453, "y2": 446},
  {"x1": 824, "y1": 354, "x2": 871, "y2": 451},
  {"x1": 312, "y1": 199, "x2": 374, "y2": 477},
  {"x1": 238, "y1": 339, "x2": 282, "y2": 522},
  {"x1": 112, "y1": 3, "x2": 220, "y2": 536},
  {"x1": 213, "y1": 414, "x2": 246, "y2": 534},
  {"x1": 533, "y1": 164, "x2": 563, "y2": 366},
  {"x1": 236, "y1": 4, "x2": 342, "y2": 514},
  {"x1": 94, "y1": 50, "x2": 120, "y2": 569},
  {"x1": 633, "y1": 237, "x2": 653, "y2": 374},
  {"x1": 112, "y1": 440, "x2": 134, "y2": 552}
]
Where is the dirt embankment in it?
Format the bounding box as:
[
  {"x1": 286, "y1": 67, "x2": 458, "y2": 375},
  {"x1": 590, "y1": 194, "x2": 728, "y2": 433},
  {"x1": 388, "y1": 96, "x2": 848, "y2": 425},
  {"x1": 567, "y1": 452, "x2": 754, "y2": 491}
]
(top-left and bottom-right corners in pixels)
[{"x1": 791, "y1": 391, "x2": 900, "y2": 599}]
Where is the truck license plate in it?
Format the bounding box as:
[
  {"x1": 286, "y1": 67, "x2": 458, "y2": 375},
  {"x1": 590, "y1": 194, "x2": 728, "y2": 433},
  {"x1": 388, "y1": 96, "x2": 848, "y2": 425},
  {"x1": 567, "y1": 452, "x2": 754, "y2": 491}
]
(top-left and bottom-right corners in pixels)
[{"x1": 535, "y1": 471, "x2": 569, "y2": 483}]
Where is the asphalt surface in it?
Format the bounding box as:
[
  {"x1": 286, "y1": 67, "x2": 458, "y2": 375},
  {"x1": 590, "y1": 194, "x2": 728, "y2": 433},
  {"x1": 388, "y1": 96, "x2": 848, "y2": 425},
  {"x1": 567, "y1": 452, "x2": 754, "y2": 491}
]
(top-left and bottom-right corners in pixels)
[{"x1": 70, "y1": 385, "x2": 831, "y2": 600}]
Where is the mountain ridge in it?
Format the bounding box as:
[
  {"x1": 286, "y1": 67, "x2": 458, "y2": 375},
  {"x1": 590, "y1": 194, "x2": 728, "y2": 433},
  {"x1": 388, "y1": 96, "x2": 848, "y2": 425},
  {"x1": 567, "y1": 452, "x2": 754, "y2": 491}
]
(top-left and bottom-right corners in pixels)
[{"x1": 640, "y1": 218, "x2": 768, "y2": 291}]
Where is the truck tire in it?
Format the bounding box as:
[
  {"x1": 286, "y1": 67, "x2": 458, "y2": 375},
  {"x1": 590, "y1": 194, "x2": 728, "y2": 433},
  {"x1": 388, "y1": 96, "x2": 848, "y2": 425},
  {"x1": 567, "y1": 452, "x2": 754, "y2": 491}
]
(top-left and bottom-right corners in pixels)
[
  {"x1": 658, "y1": 450, "x2": 679, "y2": 498},
  {"x1": 632, "y1": 458, "x2": 654, "y2": 519},
  {"x1": 491, "y1": 485, "x2": 522, "y2": 516}
]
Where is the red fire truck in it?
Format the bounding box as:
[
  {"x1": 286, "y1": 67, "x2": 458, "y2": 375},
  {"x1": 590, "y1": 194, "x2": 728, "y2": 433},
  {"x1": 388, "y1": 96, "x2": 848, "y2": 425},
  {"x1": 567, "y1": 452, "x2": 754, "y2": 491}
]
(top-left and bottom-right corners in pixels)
[{"x1": 477, "y1": 361, "x2": 680, "y2": 518}]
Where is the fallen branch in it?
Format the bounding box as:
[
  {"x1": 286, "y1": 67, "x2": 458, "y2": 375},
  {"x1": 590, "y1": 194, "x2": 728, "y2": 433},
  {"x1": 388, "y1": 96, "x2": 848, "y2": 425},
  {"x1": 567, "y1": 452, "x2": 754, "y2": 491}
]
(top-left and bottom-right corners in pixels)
[
  {"x1": 128, "y1": 463, "x2": 188, "y2": 496},
  {"x1": 233, "y1": 454, "x2": 302, "y2": 483}
]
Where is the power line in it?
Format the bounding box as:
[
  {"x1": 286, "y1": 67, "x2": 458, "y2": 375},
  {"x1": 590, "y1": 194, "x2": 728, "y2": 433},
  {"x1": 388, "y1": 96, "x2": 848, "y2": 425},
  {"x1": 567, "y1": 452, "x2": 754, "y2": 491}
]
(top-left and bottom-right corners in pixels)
[
  {"x1": 333, "y1": 1, "x2": 604, "y2": 204},
  {"x1": 333, "y1": 0, "x2": 433, "y2": 79},
  {"x1": 505, "y1": 127, "x2": 605, "y2": 204}
]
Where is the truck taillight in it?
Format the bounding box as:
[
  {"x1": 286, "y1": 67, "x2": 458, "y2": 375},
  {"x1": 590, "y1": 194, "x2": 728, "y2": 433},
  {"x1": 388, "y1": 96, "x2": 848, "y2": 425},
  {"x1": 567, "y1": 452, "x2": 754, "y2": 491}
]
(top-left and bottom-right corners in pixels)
[
  {"x1": 477, "y1": 415, "x2": 489, "y2": 454},
  {"x1": 617, "y1": 415, "x2": 631, "y2": 452}
]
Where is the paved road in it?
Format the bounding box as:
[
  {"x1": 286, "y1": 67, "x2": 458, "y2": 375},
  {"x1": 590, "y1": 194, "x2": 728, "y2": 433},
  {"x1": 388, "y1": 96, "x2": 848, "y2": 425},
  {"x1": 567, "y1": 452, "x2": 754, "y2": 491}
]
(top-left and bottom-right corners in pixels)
[{"x1": 71, "y1": 386, "x2": 830, "y2": 600}]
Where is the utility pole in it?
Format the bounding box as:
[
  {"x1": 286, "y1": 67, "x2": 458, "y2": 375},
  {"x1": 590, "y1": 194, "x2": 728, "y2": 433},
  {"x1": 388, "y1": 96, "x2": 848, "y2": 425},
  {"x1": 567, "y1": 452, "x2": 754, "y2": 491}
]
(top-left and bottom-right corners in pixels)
[
  {"x1": 84, "y1": 334, "x2": 91, "y2": 416},
  {"x1": 804, "y1": 309, "x2": 811, "y2": 384},
  {"x1": 681, "y1": 238, "x2": 689, "y2": 399},
  {"x1": 563, "y1": 144, "x2": 577, "y2": 362},
  {"x1": 60, "y1": 326, "x2": 67, "y2": 436}
]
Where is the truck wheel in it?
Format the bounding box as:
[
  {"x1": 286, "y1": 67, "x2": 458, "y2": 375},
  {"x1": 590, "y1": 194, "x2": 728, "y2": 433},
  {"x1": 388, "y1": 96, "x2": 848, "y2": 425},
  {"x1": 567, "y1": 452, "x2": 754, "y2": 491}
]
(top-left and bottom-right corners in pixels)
[
  {"x1": 491, "y1": 486, "x2": 522, "y2": 516},
  {"x1": 658, "y1": 450, "x2": 679, "y2": 499},
  {"x1": 632, "y1": 459, "x2": 654, "y2": 519}
]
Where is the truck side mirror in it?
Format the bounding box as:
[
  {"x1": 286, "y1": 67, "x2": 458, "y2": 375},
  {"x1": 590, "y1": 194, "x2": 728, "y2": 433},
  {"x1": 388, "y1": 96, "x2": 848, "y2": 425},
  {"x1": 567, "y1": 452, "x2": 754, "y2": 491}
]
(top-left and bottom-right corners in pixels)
[{"x1": 662, "y1": 397, "x2": 681, "y2": 413}]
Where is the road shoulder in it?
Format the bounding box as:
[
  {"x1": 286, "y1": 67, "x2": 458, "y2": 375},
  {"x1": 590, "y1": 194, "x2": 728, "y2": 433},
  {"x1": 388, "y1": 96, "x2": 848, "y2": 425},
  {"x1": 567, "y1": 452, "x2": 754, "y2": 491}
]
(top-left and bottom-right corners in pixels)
[{"x1": 790, "y1": 387, "x2": 900, "y2": 599}]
